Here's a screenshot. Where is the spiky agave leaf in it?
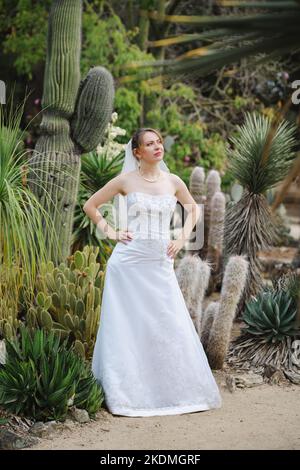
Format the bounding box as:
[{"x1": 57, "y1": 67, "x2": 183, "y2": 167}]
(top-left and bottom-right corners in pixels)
[{"x1": 242, "y1": 289, "x2": 300, "y2": 343}]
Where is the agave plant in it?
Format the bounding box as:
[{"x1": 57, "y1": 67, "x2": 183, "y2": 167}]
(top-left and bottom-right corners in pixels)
[
  {"x1": 0, "y1": 327, "x2": 104, "y2": 421},
  {"x1": 227, "y1": 286, "x2": 300, "y2": 376},
  {"x1": 242, "y1": 290, "x2": 299, "y2": 344},
  {"x1": 224, "y1": 112, "x2": 297, "y2": 312}
]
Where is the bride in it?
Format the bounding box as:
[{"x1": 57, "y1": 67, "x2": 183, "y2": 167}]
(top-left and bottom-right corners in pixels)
[{"x1": 83, "y1": 127, "x2": 222, "y2": 417}]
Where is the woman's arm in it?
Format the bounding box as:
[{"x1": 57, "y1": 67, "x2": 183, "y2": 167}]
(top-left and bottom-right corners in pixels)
[
  {"x1": 174, "y1": 175, "x2": 202, "y2": 241},
  {"x1": 83, "y1": 174, "x2": 124, "y2": 241}
]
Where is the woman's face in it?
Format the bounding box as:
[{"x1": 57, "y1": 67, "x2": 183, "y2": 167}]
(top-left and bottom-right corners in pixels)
[{"x1": 134, "y1": 131, "x2": 164, "y2": 165}]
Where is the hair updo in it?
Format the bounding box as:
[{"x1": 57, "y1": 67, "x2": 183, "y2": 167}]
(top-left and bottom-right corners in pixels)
[{"x1": 131, "y1": 128, "x2": 163, "y2": 160}]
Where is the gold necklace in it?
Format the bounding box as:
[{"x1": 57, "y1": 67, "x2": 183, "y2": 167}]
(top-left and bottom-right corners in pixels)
[{"x1": 138, "y1": 166, "x2": 162, "y2": 183}]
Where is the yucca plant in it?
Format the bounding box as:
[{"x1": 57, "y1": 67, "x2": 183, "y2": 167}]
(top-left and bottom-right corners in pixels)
[
  {"x1": 224, "y1": 112, "x2": 297, "y2": 312},
  {"x1": 0, "y1": 327, "x2": 104, "y2": 421}
]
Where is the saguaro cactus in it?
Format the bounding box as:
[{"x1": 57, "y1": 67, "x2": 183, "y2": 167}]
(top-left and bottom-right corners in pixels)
[{"x1": 29, "y1": 0, "x2": 114, "y2": 262}]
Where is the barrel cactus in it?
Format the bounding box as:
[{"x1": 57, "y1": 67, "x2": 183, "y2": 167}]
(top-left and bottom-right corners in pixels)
[{"x1": 29, "y1": 0, "x2": 114, "y2": 262}]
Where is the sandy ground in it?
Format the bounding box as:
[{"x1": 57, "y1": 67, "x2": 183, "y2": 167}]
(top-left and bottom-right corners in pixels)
[{"x1": 29, "y1": 374, "x2": 300, "y2": 450}]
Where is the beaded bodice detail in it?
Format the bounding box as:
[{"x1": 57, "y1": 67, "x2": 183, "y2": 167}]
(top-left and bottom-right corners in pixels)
[{"x1": 125, "y1": 192, "x2": 177, "y2": 240}]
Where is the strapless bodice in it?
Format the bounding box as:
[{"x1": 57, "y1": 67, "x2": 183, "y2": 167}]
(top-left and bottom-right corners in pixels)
[{"x1": 125, "y1": 192, "x2": 177, "y2": 240}]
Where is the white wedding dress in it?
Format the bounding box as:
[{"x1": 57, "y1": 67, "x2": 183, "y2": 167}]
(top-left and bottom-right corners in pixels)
[{"x1": 92, "y1": 191, "x2": 222, "y2": 417}]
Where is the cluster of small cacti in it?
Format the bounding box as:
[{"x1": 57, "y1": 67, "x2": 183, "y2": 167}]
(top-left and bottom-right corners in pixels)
[
  {"x1": 26, "y1": 246, "x2": 106, "y2": 358},
  {"x1": 0, "y1": 265, "x2": 22, "y2": 340}
]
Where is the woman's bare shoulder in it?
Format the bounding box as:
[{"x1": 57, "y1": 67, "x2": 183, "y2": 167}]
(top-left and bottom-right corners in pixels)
[
  {"x1": 169, "y1": 173, "x2": 185, "y2": 190},
  {"x1": 117, "y1": 170, "x2": 139, "y2": 195}
]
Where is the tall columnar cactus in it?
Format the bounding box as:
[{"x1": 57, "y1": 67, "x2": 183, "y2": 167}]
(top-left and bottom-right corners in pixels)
[
  {"x1": 175, "y1": 254, "x2": 210, "y2": 335},
  {"x1": 188, "y1": 167, "x2": 206, "y2": 253},
  {"x1": 207, "y1": 191, "x2": 226, "y2": 292},
  {"x1": 29, "y1": 0, "x2": 114, "y2": 262},
  {"x1": 201, "y1": 169, "x2": 221, "y2": 257},
  {"x1": 26, "y1": 245, "x2": 105, "y2": 359},
  {"x1": 206, "y1": 255, "x2": 248, "y2": 370},
  {"x1": 189, "y1": 166, "x2": 206, "y2": 205}
]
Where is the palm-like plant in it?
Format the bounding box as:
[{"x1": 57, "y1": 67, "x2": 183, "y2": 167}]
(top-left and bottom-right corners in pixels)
[
  {"x1": 0, "y1": 100, "x2": 59, "y2": 312},
  {"x1": 224, "y1": 112, "x2": 297, "y2": 311}
]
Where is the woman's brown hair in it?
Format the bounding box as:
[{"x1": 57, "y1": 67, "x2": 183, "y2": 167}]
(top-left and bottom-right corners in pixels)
[{"x1": 131, "y1": 128, "x2": 163, "y2": 160}]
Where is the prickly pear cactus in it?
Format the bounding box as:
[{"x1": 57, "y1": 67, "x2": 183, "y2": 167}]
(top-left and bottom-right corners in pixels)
[
  {"x1": 27, "y1": 246, "x2": 106, "y2": 358},
  {"x1": 29, "y1": 0, "x2": 114, "y2": 262}
]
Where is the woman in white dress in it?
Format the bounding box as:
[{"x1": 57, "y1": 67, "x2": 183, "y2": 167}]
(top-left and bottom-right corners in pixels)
[{"x1": 83, "y1": 128, "x2": 222, "y2": 417}]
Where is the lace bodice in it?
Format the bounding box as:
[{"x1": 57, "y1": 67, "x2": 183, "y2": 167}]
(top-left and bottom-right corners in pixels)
[{"x1": 125, "y1": 192, "x2": 177, "y2": 240}]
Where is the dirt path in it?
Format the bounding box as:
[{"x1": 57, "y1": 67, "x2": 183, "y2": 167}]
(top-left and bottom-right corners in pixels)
[{"x1": 30, "y1": 375, "x2": 300, "y2": 450}]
